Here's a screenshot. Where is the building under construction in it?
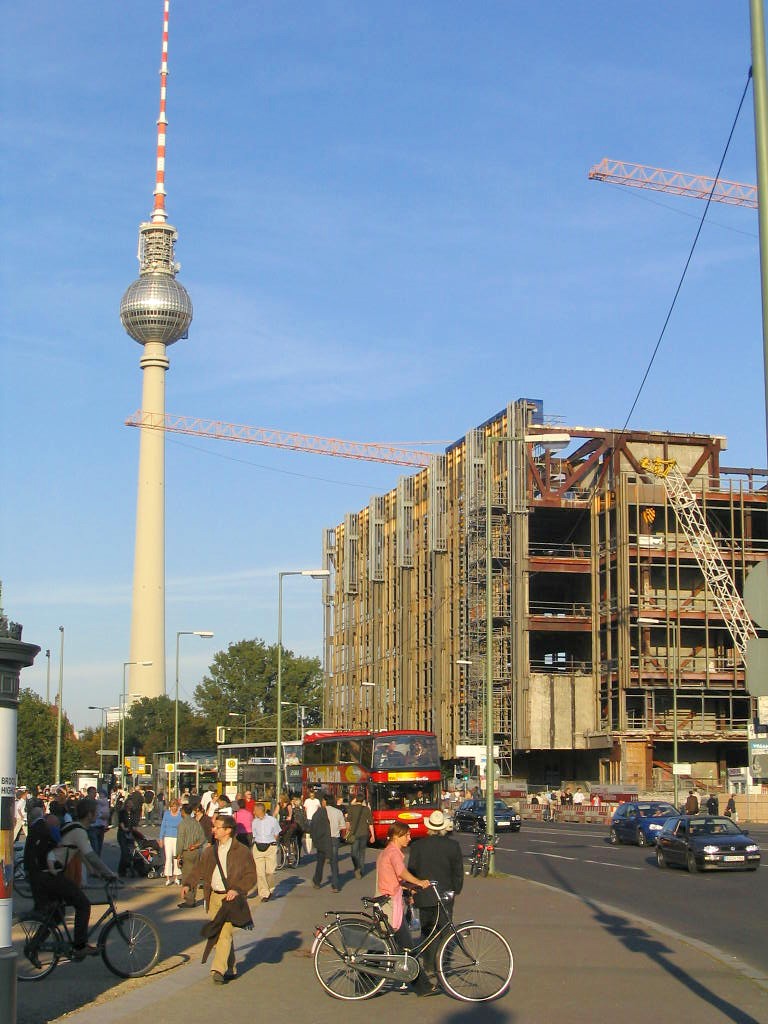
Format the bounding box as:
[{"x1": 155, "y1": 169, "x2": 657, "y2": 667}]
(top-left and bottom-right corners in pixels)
[{"x1": 322, "y1": 398, "x2": 768, "y2": 791}]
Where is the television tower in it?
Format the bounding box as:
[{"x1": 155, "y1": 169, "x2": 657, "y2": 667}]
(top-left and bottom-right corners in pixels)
[{"x1": 120, "y1": 0, "x2": 192, "y2": 700}]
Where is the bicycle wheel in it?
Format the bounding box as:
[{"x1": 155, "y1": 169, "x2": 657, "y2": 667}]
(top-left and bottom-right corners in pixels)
[
  {"x1": 275, "y1": 843, "x2": 287, "y2": 871},
  {"x1": 100, "y1": 912, "x2": 160, "y2": 978},
  {"x1": 13, "y1": 913, "x2": 61, "y2": 981},
  {"x1": 469, "y1": 858, "x2": 479, "y2": 877},
  {"x1": 314, "y1": 920, "x2": 392, "y2": 1000},
  {"x1": 287, "y1": 838, "x2": 300, "y2": 868},
  {"x1": 437, "y1": 924, "x2": 513, "y2": 1002}
]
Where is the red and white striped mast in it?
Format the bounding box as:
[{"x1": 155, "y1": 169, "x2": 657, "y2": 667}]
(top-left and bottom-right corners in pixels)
[{"x1": 120, "y1": 0, "x2": 193, "y2": 703}]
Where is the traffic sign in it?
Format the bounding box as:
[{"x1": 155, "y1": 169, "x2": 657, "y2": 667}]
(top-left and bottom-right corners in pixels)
[
  {"x1": 165, "y1": 763, "x2": 175, "y2": 773},
  {"x1": 225, "y1": 757, "x2": 239, "y2": 782}
]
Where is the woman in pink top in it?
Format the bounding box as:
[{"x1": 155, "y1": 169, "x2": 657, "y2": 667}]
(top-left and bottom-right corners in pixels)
[
  {"x1": 375, "y1": 822, "x2": 429, "y2": 935},
  {"x1": 234, "y1": 798, "x2": 254, "y2": 846}
]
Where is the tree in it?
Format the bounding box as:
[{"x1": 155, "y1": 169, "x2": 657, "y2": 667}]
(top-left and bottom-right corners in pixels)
[
  {"x1": 17, "y1": 689, "x2": 79, "y2": 788},
  {"x1": 194, "y1": 638, "x2": 323, "y2": 741},
  {"x1": 123, "y1": 696, "x2": 213, "y2": 761}
]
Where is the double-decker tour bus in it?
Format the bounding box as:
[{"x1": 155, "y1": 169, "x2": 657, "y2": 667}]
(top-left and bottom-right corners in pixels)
[{"x1": 302, "y1": 730, "x2": 441, "y2": 840}]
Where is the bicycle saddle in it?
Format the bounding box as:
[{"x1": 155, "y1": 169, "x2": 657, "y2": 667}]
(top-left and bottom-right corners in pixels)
[{"x1": 361, "y1": 894, "x2": 391, "y2": 908}]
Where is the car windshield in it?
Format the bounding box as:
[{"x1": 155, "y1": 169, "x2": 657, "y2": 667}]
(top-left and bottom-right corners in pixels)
[
  {"x1": 638, "y1": 803, "x2": 676, "y2": 818},
  {"x1": 494, "y1": 801, "x2": 510, "y2": 812},
  {"x1": 689, "y1": 817, "x2": 742, "y2": 837}
]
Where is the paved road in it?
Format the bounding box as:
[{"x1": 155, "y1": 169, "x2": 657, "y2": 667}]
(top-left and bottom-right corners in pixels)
[{"x1": 453, "y1": 819, "x2": 768, "y2": 974}]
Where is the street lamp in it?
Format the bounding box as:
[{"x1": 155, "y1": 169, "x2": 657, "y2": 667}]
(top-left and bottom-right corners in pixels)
[
  {"x1": 88, "y1": 705, "x2": 109, "y2": 783},
  {"x1": 281, "y1": 701, "x2": 306, "y2": 741},
  {"x1": 54, "y1": 626, "x2": 64, "y2": 783},
  {"x1": 277, "y1": 569, "x2": 330, "y2": 804},
  {"x1": 175, "y1": 631, "x2": 214, "y2": 797},
  {"x1": 229, "y1": 710, "x2": 247, "y2": 743},
  {"x1": 360, "y1": 682, "x2": 376, "y2": 733},
  {"x1": 638, "y1": 616, "x2": 679, "y2": 806},
  {"x1": 484, "y1": 429, "x2": 570, "y2": 872},
  {"x1": 120, "y1": 660, "x2": 152, "y2": 789}
]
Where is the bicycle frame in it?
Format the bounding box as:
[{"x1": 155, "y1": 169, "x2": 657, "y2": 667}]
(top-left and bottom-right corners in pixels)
[
  {"x1": 313, "y1": 882, "x2": 476, "y2": 983},
  {"x1": 32, "y1": 882, "x2": 129, "y2": 953}
]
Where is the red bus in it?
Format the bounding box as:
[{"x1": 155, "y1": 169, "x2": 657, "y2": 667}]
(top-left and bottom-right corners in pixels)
[{"x1": 302, "y1": 730, "x2": 442, "y2": 841}]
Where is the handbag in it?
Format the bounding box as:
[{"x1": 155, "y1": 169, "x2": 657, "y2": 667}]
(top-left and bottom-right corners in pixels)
[{"x1": 255, "y1": 842, "x2": 271, "y2": 852}]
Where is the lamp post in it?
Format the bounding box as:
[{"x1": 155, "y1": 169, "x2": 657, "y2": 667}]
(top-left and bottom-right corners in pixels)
[
  {"x1": 638, "y1": 616, "x2": 679, "y2": 806},
  {"x1": 484, "y1": 429, "x2": 570, "y2": 872},
  {"x1": 360, "y1": 682, "x2": 376, "y2": 733},
  {"x1": 229, "y1": 710, "x2": 247, "y2": 743},
  {"x1": 277, "y1": 569, "x2": 330, "y2": 803},
  {"x1": 175, "y1": 631, "x2": 214, "y2": 798},
  {"x1": 281, "y1": 701, "x2": 306, "y2": 740},
  {"x1": 120, "y1": 660, "x2": 152, "y2": 790},
  {"x1": 45, "y1": 648, "x2": 51, "y2": 704},
  {"x1": 88, "y1": 705, "x2": 109, "y2": 784},
  {"x1": 54, "y1": 627, "x2": 64, "y2": 783}
]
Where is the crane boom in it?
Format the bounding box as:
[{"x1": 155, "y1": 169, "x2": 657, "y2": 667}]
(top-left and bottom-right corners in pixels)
[
  {"x1": 640, "y1": 457, "x2": 758, "y2": 662},
  {"x1": 125, "y1": 410, "x2": 434, "y2": 467},
  {"x1": 589, "y1": 158, "x2": 757, "y2": 209}
]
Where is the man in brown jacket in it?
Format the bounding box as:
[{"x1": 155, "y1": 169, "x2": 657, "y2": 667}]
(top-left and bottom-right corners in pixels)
[{"x1": 181, "y1": 813, "x2": 257, "y2": 983}]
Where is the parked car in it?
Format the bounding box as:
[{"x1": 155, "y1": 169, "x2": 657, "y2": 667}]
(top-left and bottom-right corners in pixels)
[
  {"x1": 609, "y1": 801, "x2": 679, "y2": 846},
  {"x1": 655, "y1": 815, "x2": 760, "y2": 872},
  {"x1": 453, "y1": 799, "x2": 521, "y2": 833}
]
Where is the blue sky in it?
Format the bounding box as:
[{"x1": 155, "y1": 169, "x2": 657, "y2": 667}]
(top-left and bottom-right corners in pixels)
[{"x1": 2, "y1": 2, "x2": 764, "y2": 732}]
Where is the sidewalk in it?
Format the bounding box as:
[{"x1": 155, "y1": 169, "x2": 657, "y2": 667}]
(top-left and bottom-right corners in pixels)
[{"x1": 56, "y1": 858, "x2": 768, "y2": 1024}]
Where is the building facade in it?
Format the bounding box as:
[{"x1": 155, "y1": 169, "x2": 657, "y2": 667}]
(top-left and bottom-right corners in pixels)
[{"x1": 322, "y1": 399, "x2": 767, "y2": 790}]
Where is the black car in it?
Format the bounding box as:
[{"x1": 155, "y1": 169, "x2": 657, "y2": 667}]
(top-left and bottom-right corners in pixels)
[
  {"x1": 655, "y1": 815, "x2": 761, "y2": 873},
  {"x1": 453, "y1": 799, "x2": 521, "y2": 833}
]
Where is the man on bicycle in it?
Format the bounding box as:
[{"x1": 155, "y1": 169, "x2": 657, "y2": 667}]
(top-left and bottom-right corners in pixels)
[{"x1": 36, "y1": 797, "x2": 118, "y2": 960}]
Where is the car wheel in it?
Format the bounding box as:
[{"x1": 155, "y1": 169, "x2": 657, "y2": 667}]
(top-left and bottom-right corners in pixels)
[
  {"x1": 609, "y1": 828, "x2": 621, "y2": 845},
  {"x1": 656, "y1": 847, "x2": 666, "y2": 869},
  {"x1": 686, "y1": 851, "x2": 700, "y2": 874},
  {"x1": 636, "y1": 829, "x2": 647, "y2": 847}
]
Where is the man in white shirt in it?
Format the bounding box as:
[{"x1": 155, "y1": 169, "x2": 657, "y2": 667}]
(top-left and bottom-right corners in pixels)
[
  {"x1": 572, "y1": 787, "x2": 585, "y2": 806},
  {"x1": 14, "y1": 788, "x2": 28, "y2": 841},
  {"x1": 251, "y1": 802, "x2": 281, "y2": 902},
  {"x1": 303, "y1": 789, "x2": 321, "y2": 854}
]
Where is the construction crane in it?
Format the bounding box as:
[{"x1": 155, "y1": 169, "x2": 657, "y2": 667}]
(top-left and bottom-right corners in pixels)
[
  {"x1": 588, "y1": 158, "x2": 757, "y2": 209},
  {"x1": 639, "y1": 457, "x2": 758, "y2": 662},
  {"x1": 125, "y1": 410, "x2": 435, "y2": 467}
]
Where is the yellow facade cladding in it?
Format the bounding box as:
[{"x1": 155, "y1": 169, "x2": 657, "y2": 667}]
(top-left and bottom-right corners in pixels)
[{"x1": 322, "y1": 399, "x2": 768, "y2": 785}]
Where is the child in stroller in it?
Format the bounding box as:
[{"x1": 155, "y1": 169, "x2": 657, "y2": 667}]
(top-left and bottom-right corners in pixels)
[{"x1": 131, "y1": 829, "x2": 163, "y2": 878}]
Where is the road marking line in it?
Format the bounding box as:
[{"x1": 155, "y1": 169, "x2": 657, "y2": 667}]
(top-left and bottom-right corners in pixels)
[
  {"x1": 583, "y1": 859, "x2": 643, "y2": 871},
  {"x1": 529, "y1": 839, "x2": 557, "y2": 844},
  {"x1": 523, "y1": 851, "x2": 577, "y2": 861}
]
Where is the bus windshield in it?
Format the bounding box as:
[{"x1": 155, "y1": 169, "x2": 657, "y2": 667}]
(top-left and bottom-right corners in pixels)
[{"x1": 370, "y1": 781, "x2": 440, "y2": 810}]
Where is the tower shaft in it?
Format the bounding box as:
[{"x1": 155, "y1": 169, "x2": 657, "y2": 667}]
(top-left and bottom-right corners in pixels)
[{"x1": 128, "y1": 342, "x2": 169, "y2": 699}]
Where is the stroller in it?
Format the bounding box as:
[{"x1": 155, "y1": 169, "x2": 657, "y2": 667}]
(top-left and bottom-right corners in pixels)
[{"x1": 129, "y1": 829, "x2": 163, "y2": 878}]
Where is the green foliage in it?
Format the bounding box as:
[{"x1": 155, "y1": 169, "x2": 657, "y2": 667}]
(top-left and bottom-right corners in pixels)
[
  {"x1": 123, "y1": 695, "x2": 213, "y2": 760},
  {"x1": 17, "y1": 689, "x2": 79, "y2": 788},
  {"x1": 194, "y1": 638, "x2": 322, "y2": 741}
]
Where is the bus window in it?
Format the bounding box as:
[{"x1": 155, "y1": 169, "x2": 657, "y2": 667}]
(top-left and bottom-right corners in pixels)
[{"x1": 338, "y1": 739, "x2": 361, "y2": 763}]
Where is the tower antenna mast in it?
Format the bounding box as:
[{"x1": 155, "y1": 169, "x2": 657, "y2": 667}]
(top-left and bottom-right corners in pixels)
[
  {"x1": 152, "y1": 0, "x2": 171, "y2": 223},
  {"x1": 120, "y1": 0, "x2": 193, "y2": 701}
]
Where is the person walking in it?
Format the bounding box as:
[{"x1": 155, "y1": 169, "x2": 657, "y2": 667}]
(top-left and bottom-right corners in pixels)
[
  {"x1": 310, "y1": 794, "x2": 335, "y2": 891},
  {"x1": 159, "y1": 798, "x2": 183, "y2": 885},
  {"x1": 251, "y1": 801, "x2": 281, "y2": 901},
  {"x1": 181, "y1": 813, "x2": 258, "y2": 984},
  {"x1": 346, "y1": 793, "x2": 375, "y2": 878},
  {"x1": 407, "y1": 810, "x2": 464, "y2": 995},
  {"x1": 303, "y1": 788, "x2": 321, "y2": 855},
  {"x1": 684, "y1": 790, "x2": 699, "y2": 815},
  {"x1": 176, "y1": 803, "x2": 206, "y2": 908},
  {"x1": 725, "y1": 794, "x2": 738, "y2": 821},
  {"x1": 193, "y1": 802, "x2": 213, "y2": 844},
  {"x1": 706, "y1": 793, "x2": 719, "y2": 815}
]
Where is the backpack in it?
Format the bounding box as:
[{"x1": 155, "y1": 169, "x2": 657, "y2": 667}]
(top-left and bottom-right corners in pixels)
[
  {"x1": 292, "y1": 806, "x2": 308, "y2": 832},
  {"x1": 48, "y1": 822, "x2": 86, "y2": 887}
]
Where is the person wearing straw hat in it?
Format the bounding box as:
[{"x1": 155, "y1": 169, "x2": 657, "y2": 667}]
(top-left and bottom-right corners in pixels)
[{"x1": 407, "y1": 810, "x2": 464, "y2": 995}]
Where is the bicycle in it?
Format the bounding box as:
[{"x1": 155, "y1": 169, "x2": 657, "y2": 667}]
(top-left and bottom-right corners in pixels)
[
  {"x1": 312, "y1": 881, "x2": 513, "y2": 1002},
  {"x1": 12, "y1": 880, "x2": 160, "y2": 981},
  {"x1": 275, "y1": 833, "x2": 301, "y2": 870},
  {"x1": 468, "y1": 831, "x2": 497, "y2": 877}
]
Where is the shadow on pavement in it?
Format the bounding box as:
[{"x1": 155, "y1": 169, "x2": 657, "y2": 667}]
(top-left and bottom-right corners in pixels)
[
  {"x1": 240, "y1": 929, "x2": 302, "y2": 971},
  {"x1": 537, "y1": 858, "x2": 762, "y2": 1024},
  {"x1": 442, "y1": 1001, "x2": 516, "y2": 1023}
]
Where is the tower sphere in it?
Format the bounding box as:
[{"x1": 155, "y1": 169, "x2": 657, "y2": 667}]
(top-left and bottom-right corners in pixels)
[{"x1": 120, "y1": 273, "x2": 193, "y2": 346}]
